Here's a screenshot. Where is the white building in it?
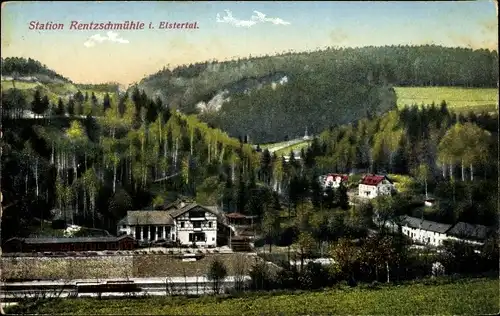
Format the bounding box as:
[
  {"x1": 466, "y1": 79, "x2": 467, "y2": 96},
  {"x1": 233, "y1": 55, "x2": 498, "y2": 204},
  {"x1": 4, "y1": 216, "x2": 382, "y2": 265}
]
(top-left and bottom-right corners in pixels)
[
  {"x1": 399, "y1": 216, "x2": 452, "y2": 247},
  {"x1": 117, "y1": 202, "x2": 231, "y2": 247},
  {"x1": 397, "y1": 216, "x2": 491, "y2": 247},
  {"x1": 320, "y1": 174, "x2": 348, "y2": 189},
  {"x1": 358, "y1": 175, "x2": 395, "y2": 199}
]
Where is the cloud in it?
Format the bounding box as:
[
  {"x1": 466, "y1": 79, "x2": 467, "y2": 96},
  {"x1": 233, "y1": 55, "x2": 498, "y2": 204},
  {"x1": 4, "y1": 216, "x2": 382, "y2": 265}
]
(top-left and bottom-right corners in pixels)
[
  {"x1": 216, "y1": 9, "x2": 290, "y2": 28},
  {"x1": 251, "y1": 11, "x2": 291, "y2": 25},
  {"x1": 84, "y1": 31, "x2": 129, "y2": 47}
]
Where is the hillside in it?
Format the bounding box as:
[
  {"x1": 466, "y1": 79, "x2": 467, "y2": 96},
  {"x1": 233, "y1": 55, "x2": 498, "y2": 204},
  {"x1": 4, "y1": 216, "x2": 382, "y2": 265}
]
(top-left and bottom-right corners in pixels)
[
  {"x1": 11, "y1": 278, "x2": 499, "y2": 315},
  {"x1": 135, "y1": 45, "x2": 498, "y2": 143},
  {"x1": 1, "y1": 57, "x2": 119, "y2": 106},
  {"x1": 1, "y1": 59, "x2": 260, "y2": 241}
]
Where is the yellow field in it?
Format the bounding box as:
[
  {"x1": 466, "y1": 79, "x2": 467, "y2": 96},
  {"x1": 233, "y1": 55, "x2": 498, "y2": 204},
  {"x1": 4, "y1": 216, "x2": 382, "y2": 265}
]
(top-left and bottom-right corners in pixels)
[{"x1": 394, "y1": 87, "x2": 498, "y2": 113}]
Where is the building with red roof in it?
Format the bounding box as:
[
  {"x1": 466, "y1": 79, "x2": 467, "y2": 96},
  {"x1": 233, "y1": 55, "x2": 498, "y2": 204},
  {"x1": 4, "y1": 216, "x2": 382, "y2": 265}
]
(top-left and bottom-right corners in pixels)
[
  {"x1": 321, "y1": 173, "x2": 349, "y2": 189},
  {"x1": 358, "y1": 174, "x2": 395, "y2": 199}
]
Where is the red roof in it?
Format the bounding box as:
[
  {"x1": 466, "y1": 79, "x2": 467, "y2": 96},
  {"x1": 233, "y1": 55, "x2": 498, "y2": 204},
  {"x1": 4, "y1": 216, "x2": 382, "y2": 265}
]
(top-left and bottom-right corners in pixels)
[
  {"x1": 226, "y1": 212, "x2": 248, "y2": 219},
  {"x1": 326, "y1": 174, "x2": 349, "y2": 182},
  {"x1": 361, "y1": 175, "x2": 386, "y2": 186}
]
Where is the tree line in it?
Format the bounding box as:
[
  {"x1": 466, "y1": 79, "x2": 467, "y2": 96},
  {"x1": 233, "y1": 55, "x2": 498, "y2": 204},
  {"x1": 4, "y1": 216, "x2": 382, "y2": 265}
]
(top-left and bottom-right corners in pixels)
[
  {"x1": 1, "y1": 86, "x2": 260, "y2": 240},
  {"x1": 1, "y1": 57, "x2": 71, "y2": 82},
  {"x1": 138, "y1": 45, "x2": 498, "y2": 143}
]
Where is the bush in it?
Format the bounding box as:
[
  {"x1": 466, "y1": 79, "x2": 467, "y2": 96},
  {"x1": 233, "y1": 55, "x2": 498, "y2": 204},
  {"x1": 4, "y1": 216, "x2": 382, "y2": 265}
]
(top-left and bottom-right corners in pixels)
[
  {"x1": 249, "y1": 262, "x2": 275, "y2": 291},
  {"x1": 207, "y1": 258, "x2": 228, "y2": 295}
]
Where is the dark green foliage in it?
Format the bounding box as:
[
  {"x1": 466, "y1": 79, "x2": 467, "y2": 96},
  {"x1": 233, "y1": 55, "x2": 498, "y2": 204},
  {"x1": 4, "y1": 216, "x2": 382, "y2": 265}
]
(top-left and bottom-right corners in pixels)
[
  {"x1": 1, "y1": 57, "x2": 72, "y2": 82},
  {"x1": 103, "y1": 93, "x2": 111, "y2": 111},
  {"x1": 207, "y1": 258, "x2": 228, "y2": 294},
  {"x1": 67, "y1": 98, "x2": 75, "y2": 115},
  {"x1": 55, "y1": 97, "x2": 65, "y2": 115},
  {"x1": 138, "y1": 45, "x2": 498, "y2": 143}
]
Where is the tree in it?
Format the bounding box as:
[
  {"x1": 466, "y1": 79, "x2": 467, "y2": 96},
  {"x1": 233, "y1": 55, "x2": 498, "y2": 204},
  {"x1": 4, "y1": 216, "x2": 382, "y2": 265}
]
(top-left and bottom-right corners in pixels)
[
  {"x1": 330, "y1": 238, "x2": 361, "y2": 283},
  {"x1": 294, "y1": 200, "x2": 314, "y2": 232},
  {"x1": 103, "y1": 93, "x2": 111, "y2": 111},
  {"x1": 31, "y1": 89, "x2": 45, "y2": 116},
  {"x1": 413, "y1": 164, "x2": 431, "y2": 199},
  {"x1": 207, "y1": 258, "x2": 227, "y2": 294},
  {"x1": 67, "y1": 98, "x2": 75, "y2": 115},
  {"x1": 338, "y1": 182, "x2": 349, "y2": 210},
  {"x1": 372, "y1": 195, "x2": 398, "y2": 232},
  {"x1": 297, "y1": 231, "x2": 315, "y2": 270},
  {"x1": 196, "y1": 176, "x2": 224, "y2": 206},
  {"x1": 262, "y1": 206, "x2": 281, "y2": 252},
  {"x1": 55, "y1": 97, "x2": 65, "y2": 115}
]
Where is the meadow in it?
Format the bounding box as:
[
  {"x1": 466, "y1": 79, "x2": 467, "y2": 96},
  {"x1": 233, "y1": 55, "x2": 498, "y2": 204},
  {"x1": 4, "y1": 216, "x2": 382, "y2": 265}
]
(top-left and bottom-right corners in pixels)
[
  {"x1": 394, "y1": 86, "x2": 498, "y2": 113},
  {"x1": 14, "y1": 278, "x2": 498, "y2": 315},
  {"x1": 1, "y1": 79, "x2": 113, "y2": 104}
]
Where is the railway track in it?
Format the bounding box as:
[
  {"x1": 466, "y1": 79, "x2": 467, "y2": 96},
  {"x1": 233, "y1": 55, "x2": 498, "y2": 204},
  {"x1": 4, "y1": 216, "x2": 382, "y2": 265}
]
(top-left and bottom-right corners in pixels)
[{"x1": 1, "y1": 276, "x2": 251, "y2": 302}]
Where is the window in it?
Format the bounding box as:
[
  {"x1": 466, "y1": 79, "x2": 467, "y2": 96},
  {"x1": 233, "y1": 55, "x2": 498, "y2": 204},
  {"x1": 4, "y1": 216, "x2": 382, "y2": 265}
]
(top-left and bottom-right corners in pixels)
[
  {"x1": 180, "y1": 222, "x2": 185, "y2": 228},
  {"x1": 122, "y1": 225, "x2": 126, "y2": 229},
  {"x1": 193, "y1": 222, "x2": 201, "y2": 228},
  {"x1": 208, "y1": 222, "x2": 212, "y2": 228},
  {"x1": 158, "y1": 226, "x2": 164, "y2": 237},
  {"x1": 189, "y1": 232, "x2": 206, "y2": 242},
  {"x1": 190, "y1": 210, "x2": 205, "y2": 218}
]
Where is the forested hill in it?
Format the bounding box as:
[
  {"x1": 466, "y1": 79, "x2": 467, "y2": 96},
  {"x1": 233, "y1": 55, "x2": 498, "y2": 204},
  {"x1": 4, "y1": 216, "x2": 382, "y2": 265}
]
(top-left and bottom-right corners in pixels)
[
  {"x1": 135, "y1": 45, "x2": 499, "y2": 143},
  {"x1": 2, "y1": 83, "x2": 260, "y2": 240},
  {"x1": 1, "y1": 57, "x2": 71, "y2": 83}
]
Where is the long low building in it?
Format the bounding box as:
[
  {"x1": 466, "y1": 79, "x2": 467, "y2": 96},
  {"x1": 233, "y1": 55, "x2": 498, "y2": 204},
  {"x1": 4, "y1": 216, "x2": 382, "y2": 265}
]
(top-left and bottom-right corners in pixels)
[{"x1": 389, "y1": 215, "x2": 493, "y2": 247}]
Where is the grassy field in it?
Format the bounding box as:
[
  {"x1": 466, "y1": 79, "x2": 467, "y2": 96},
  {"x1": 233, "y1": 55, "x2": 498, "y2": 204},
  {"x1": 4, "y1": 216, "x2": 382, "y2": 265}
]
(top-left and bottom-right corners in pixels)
[
  {"x1": 394, "y1": 87, "x2": 498, "y2": 113},
  {"x1": 1, "y1": 80, "x2": 113, "y2": 104},
  {"x1": 16, "y1": 278, "x2": 499, "y2": 315},
  {"x1": 274, "y1": 140, "x2": 312, "y2": 156}
]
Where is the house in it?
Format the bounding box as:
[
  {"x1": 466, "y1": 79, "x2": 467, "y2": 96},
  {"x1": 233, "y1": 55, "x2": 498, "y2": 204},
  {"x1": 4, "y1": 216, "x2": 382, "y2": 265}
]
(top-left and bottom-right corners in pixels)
[
  {"x1": 397, "y1": 216, "x2": 492, "y2": 247},
  {"x1": 446, "y1": 222, "x2": 491, "y2": 246},
  {"x1": 117, "y1": 202, "x2": 232, "y2": 247},
  {"x1": 321, "y1": 173, "x2": 348, "y2": 189},
  {"x1": 358, "y1": 174, "x2": 395, "y2": 199},
  {"x1": 399, "y1": 216, "x2": 452, "y2": 247}
]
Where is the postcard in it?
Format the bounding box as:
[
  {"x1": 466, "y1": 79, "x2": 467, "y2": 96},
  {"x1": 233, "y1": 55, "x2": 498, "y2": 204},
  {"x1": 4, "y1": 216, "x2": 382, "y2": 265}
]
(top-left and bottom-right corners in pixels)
[{"x1": 1, "y1": 1, "x2": 498, "y2": 315}]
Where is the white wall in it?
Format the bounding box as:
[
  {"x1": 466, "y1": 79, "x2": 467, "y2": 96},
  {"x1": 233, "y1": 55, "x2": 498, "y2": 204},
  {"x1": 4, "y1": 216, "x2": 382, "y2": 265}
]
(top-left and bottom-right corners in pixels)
[
  {"x1": 174, "y1": 210, "x2": 218, "y2": 247},
  {"x1": 117, "y1": 225, "x2": 172, "y2": 241},
  {"x1": 401, "y1": 226, "x2": 448, "y2": 247},
  {"x1": 358, "y1": 182, "x2": 393, "y2": 199},
  {"x1": 358, "y1": 184, "x2": 378, "y2": 199}
]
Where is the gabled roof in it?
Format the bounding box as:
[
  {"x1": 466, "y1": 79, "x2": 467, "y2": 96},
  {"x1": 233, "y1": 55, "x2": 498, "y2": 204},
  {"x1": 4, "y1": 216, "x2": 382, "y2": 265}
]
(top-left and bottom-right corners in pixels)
[
  {"x1": 447, "y1": 222, "x2": 491, "y2": 241},
  {"x1": 167, "y1": 203, "x2": 202, "y2": 218},
  {"x1": 400, "y1": 215, "x2": 452, "y2": 234},
  {"x1": 119, "y1": 203, "x2": 226, "y2": 226},
  {"x1": 360, "y1": 174, "x2": 391, "y2": 186},
  {"x1": 226, "y1": 212, "x2": 257, "y2": 219},
  {"x1": 120, "y1": 211, "x2": 175, "y2": 226}
]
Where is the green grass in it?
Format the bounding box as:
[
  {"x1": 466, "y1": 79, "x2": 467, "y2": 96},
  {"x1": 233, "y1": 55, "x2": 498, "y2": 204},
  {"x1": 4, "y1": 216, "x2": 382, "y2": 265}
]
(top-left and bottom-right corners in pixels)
[
  {"x1": 274, "y1": 140, "x2": 312, "y2": 156},
  {"x1": 394, "y1": 86, "x2": 498, "y2": 113},
  {"x1": 18, "y1": 278, "x2": 499, "y2": 315},
  {"x1": 2, "y1": 80, "x2": 110, "y2": 105}
]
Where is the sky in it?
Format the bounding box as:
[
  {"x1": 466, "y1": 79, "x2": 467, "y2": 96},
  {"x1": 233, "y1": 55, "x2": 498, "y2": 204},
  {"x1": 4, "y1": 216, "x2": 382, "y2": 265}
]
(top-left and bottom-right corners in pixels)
[{"x1": 1, "y1": 1, "x2": 498, "y2": 86}]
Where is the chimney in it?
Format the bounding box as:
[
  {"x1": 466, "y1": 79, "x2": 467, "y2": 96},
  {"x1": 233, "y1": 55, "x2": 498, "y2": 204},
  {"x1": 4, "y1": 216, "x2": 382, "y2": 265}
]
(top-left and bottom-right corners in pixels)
[{"x1": 180, "y1": 201, "x2": 186, "y2": 208}]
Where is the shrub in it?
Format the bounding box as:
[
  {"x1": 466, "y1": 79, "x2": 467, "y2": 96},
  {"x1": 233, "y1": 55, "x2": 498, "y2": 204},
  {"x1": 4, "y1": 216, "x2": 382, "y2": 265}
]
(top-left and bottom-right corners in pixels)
[{"x1": 207, "y1": 258, "x2": 228, "y2": 294}]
